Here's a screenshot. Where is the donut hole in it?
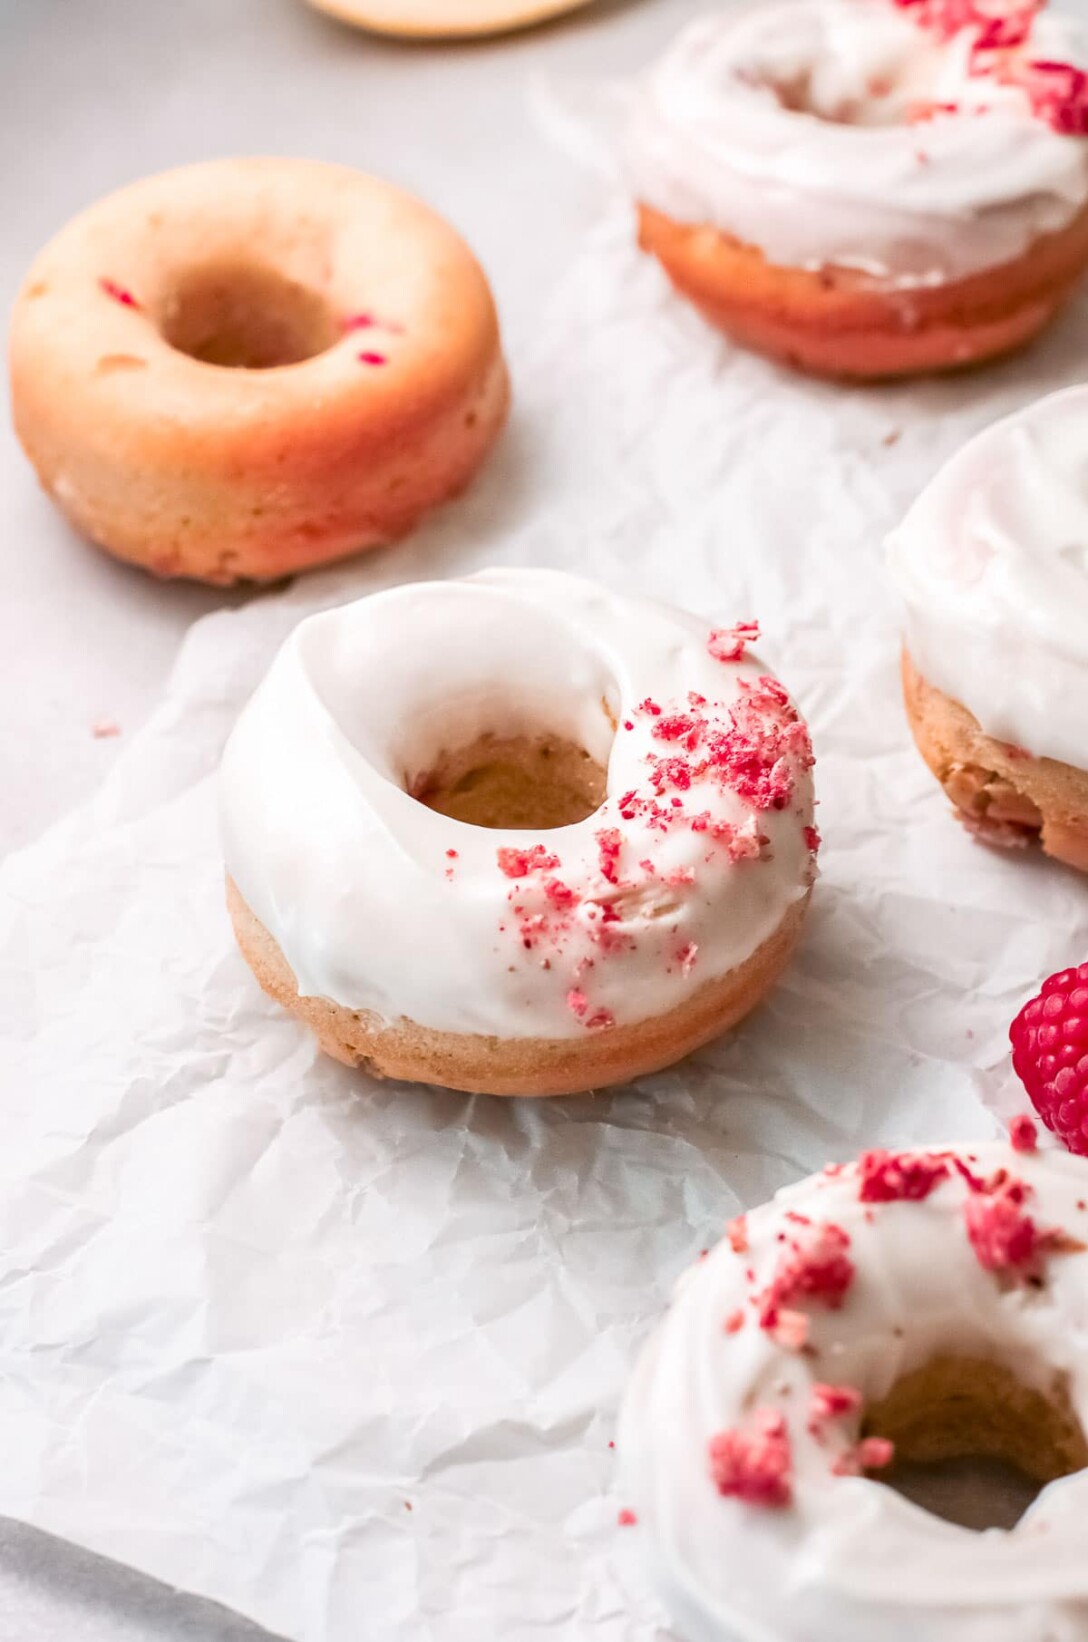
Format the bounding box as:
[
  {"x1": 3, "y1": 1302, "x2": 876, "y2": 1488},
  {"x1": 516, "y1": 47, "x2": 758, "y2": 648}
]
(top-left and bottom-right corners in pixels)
[
  {"x1": 761, "y1": 63, "x2": 919, "y2": 127},
  {"x1": 159, "y1": 262, "x2": 338, "y2": 369},
  {"x1": 412, "y1": 733, "x2": 607, "y2": 830},
  {"x1": 862, "y1": 1357, "x2": 1088, "y2": 1532}
]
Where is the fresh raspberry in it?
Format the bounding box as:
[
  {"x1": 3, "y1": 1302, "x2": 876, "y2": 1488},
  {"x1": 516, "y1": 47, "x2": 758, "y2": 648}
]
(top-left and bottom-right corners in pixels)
[
  {"x1": 708, "y1": 1409, "x2": 792, "y2": 1508},
  {"x1": 1010, "y1": 964, "x2": 1088, "y2": 1154}
]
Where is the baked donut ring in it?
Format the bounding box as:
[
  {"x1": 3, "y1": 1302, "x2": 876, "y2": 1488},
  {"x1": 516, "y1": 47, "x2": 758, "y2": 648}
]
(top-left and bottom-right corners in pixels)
[
  {"x1": 9, "y1": 158, "x2": 509, "y2": 583},
  {"x1": 888, "y1": 385, "x2": 1088, "y2": 871},
  {"x1": 220, "y1": 569, "x2": 818, "y2": 1096},
  {"x1": 304, "y1": 0, "x2": 592, "y2": 38},
  {"x1": 626, "y1": 0, "x2": 1088, "y2": 379},
  {"x1": 620, "y1": 1139, "x2": 1088, "y2": 1642}
]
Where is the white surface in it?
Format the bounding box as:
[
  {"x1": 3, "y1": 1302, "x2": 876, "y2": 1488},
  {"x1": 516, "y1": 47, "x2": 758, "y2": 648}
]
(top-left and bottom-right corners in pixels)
[{"x1": 5, "y1": 3, "x2": 1088, "y2": 1642}]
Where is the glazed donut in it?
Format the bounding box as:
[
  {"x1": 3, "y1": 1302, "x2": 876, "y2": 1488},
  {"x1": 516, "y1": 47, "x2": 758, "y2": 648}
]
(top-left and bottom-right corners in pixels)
[
  {"x1": 625, "y1": 0, "x2": 1088, "y2": 379},
  {"x1": 619, "y1": 1138, "x2": 1088, "y2": 1642},
  {"x1": 304, "y1": 0, "x2": 592, "y2": 39},
  {"x1": 219, "y1": 569, "x2": 818, "y2": 1096},
  {"x1": 9, "y1": 158, "x2": 509, "y2": 584},
  {"x1": 888, "y1": 384, "x2": 1088, "y2": 872}
]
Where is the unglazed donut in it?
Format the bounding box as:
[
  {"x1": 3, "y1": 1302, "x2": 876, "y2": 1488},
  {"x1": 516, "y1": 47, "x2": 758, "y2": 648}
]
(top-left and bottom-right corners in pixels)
[
  {"x1": 220, "y1": 569, "x2": 818, "y2": 1096},
  {"x1": 304, "y1": 0, "x2": 592, "y2": 38},
  {"x1": 626, "y1": 0, "x2": 1088, "y2": 379},
  {"x1": 9, "y1": 158, "x2": 508, "y2": 584},
  {"x1": 888, "y1": 384, "x2": 1088, "y2": 871},
  {"x1": 619, "y1": 1138, "x2": 1088, "y2": 1642}
]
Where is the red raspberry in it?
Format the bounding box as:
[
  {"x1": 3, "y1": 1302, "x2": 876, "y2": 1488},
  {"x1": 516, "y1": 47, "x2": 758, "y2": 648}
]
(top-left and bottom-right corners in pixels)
[{"x1": 1010, "y1": 965, "x2": 1088, "y2": 1155}]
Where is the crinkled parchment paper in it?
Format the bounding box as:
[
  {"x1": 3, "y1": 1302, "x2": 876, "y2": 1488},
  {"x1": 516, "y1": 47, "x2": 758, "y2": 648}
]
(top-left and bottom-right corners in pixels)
[{"x1": 3, "y1": 195, "x2": 1088, "y2": 1641}]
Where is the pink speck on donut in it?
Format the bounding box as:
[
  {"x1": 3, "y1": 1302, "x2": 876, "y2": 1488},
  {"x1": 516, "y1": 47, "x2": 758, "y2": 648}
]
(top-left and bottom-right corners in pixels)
[
  {"x1": 708, "y1": 1410, "x2": 793, "y2": 1508},
  {"x1": 99, "y1": 278, "x2": 140, "y2": 310}
]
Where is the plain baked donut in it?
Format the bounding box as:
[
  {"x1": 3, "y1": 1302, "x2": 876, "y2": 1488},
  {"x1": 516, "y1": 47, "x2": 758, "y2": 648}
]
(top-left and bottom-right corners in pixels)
[
  {"x1": 619, "y1": 1139, "x2": 1088, "y2": 1642},
  {"x1": 888, "y1": 384, "x2": 1088, "y2": 871},
  {"x1": 626, "y1": 0, "x2": 1088, "y2": 379},
  {"x1": 219, "y1": 569, "x2": 819, "y2": 1096},
  {"x1": 9, "y1": 158, "x2": 509, "y2": 583},
  {"x1": 304, "y1": 0, "x2": 593, "y2": 38}
]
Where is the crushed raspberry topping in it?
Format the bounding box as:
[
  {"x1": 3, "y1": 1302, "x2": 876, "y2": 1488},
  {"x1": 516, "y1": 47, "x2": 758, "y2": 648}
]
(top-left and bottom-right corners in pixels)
[
  {"x1": 962, "y1": 1173, "x2": 1045, "y2": 1272},
  {"x1": 726, "y1": 1215, "x2": 749, "y2": 1254},
  {"x1": 857, "y1": 1149, "x2": 951, "y2": 1203},
  {"x1": 596, "y1": 828, "x2": 623, "y2": 884},
  {"x1": 1019, "y1": 59, "x2": 1088, "y2": 134},
  {"x1": 770, "y1": 1308, "x2": 810, "y2": 1351},
  {"x1": 890, "y1": 0, "x2": 1088, "y2": 135},
  {"x1": 358, "y1": 351, "x2": 388, "y2": 366},
  {"x1": 757, "y1": 1220, "x2": 854, "y2": 1329},
  {"x1": 803, "y1": 824, "x2": 821, "y2": 854},
  {"x1": 497, "y1": 845, "x2": 561, "y2": 879},
  {"x1": 808, "y1": 1383, "x2": 863, "y2": 1433},
  {"x1": 1011, "y1": 964, "x2": 1088, "y2": 1154},
  {"x1": 708, "y1": 1410, "x2": 793, "y2": 1508},
  {"x1": 708, "y1": 622, "x2": 760, "y2": 663},
  {"x1": 1009, "y1": 1114, "x2": 1039, "y2": 1152},
  {"x1": 99, "y1": 277, "x2": 140, "y2": 309},
  {"x1": 724, "y1": 1308, "x2": 746, "y2": 1334},
  {"x1": 489, "y1": 654, "x2": 812, "y2": 1028},
  {"x1": 833, "y1": 1437, "x2": 895, "y2": 1477}
]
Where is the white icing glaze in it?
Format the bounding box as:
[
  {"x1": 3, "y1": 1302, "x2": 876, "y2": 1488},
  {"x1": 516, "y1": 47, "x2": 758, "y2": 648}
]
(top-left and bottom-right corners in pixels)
[
  {"x1": 625, "y1": 0, "x2": 1088, "y2": 284},
  {"x1": 887, "y1": 384, "x2": 1088, "y2": 772},
  {"x1": 619, "y1": 1140, "x2": 1088, "y2": 1642},
  {"x1": 219, "y1": 569, "x2": 816, "y2": 1040}
]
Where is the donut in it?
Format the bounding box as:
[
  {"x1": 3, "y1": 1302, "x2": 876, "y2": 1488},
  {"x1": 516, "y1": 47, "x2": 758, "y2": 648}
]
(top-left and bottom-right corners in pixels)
[
  {"x1": 618, "y1": 1137, "x2": 1088, "y2": 1642},
  {"x1": 9, "y1": 158, "x2": 509, "y2": 584},
  {"x1": 625, "y1": 0, "x2": 1088, "y2": 379},
  {"x1": 887, "y1": 385, "x2": 1088, "y2": 871},
  {"x1": 219, "y1": 569, "x2": 818, "y2": 1096},
  {"x1": 304, "y1": 0, "x2": 592, "y2": 39}
]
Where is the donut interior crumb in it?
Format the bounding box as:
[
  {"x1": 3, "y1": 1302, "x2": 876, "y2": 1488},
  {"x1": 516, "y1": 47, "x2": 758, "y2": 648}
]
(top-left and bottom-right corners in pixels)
[
  {"x1": 862, "y1": 1355, "x2": 1088, "y2": 1527},
  {"x1": 158, "y1": 261, "x2": 338, "y2": 369},
  {"x1": 412, "y1": 733, "x2": 607, "y2": 830}
]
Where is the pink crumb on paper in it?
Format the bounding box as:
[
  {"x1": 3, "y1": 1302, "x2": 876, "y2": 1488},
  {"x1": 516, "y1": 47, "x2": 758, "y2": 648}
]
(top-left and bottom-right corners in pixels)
[{"x1": 91, "y1": 718, "x2": 121, "y2": 739}]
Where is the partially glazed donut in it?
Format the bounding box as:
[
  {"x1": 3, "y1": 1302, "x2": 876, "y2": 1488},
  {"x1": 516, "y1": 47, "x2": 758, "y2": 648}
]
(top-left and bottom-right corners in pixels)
[
  {"x1": 9, "y1": 159, "x2": 509, "y2": 583},
  {"x1": 220, "y1": 570, "x2": 818, "y2": 1096},
  {"x1": 888, "y1": 384, "x2": 1088, "y2": 871},
  {"x1": 619, "y1": 1139, "x2": 1088, "y2": 1642},
  {"x1": 626, "y1": 0, "x2": 1088, "y2": 378}
]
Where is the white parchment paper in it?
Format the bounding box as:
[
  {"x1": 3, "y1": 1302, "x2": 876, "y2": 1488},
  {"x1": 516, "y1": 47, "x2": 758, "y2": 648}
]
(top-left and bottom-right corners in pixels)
[{"x1": 4, "y1": 205, "x2": 1088, "y2": 1641}]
